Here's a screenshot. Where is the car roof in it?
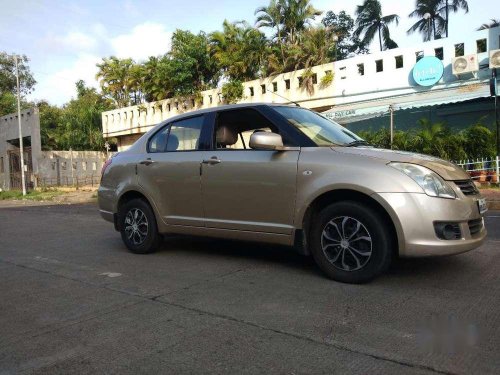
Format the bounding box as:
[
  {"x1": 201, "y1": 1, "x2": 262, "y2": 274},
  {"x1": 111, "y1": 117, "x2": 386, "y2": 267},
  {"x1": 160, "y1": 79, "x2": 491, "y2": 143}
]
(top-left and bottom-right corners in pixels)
[{"x1": 159, "y1": 102, "x2": 294, "y2": 123}]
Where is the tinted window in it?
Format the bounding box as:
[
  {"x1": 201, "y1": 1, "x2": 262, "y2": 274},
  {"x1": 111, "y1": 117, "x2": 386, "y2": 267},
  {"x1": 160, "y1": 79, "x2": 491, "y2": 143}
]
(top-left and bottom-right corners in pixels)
[
  {"x1": 215, "y1": 109, "x2": 280, "y2": 150},
  {"x1": 149, "y1": 127, "x2": 169, "y2": 153},
  {"x1": 274, "y1": 106, "x2": 362, "y2": 146},
  {"x1": 149, "y1": 115, "x2": 204, "y2": 153},
  {"x1": 168, "y1": 116, "x2": 204, "y2": 151}
]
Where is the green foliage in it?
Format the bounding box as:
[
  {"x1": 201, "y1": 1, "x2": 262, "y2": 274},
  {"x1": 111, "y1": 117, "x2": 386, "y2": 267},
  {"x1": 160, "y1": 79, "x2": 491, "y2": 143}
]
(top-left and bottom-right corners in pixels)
[
  {"x1": 354, "y1": 0, "x2": 400, "y2": 51},
  {"x1": 322, "y1": 10, "x2": 368, "y2": 60},
  {"x1": 39, "y1": 81, "x2": 115, "y2": 151},
  {"x1": 407, "y1": 0, "x2": 446, "y2": 41},
  {"x1": 462, "y1": 123, "x2": 496, "y2": 159},
  {"x1": 210, "y1": 21, "x2": 268, "y2": 81},
  {"x1": 0, "y1": 188, "x2": 63, "y2": 201},
  {"x1": 320, "y1": 70, "x2": 334, "y2": 88},
  {"x1": 0, "y1": 52, "x2": 36, "y2": 116},
  {"x1": 221, "y1": 80, "x2": 245, "y2": 104},
  {"x1": 358, "y1": 119, "x2": 493, "y2": 161}
]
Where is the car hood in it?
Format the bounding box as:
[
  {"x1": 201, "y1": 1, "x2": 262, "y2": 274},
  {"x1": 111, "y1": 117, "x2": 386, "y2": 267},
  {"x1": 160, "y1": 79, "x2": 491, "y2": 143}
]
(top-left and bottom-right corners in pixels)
[{"x1": 332, "y1": 146, "x2": 470, "y2": 180}]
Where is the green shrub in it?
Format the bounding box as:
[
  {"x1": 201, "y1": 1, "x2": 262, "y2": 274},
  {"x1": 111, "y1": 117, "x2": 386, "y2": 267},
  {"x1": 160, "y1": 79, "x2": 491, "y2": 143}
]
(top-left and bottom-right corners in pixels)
[
  {"x1": 356, "y1": 118, "x2": 494, "y2": 161},
  {"x1": 221, "y1": 80, "x2": 244, "y2": 104}
]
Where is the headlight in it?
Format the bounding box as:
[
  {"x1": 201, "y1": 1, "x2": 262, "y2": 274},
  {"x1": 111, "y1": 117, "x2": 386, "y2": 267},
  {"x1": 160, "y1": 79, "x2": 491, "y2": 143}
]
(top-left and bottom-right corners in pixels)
[{"x1": 389, "y1": 162, "x2": 456, "y2": 199}]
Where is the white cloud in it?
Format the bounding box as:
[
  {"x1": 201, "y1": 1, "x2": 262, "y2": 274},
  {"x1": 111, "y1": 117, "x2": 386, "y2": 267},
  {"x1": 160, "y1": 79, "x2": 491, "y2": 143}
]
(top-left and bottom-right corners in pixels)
[
  {"x1": 62, "y1": 32, "x2": 98, "y2": 51},
  {"x1": 110, "y1": 22, "x2": 171, "y2": 61},
  {"x1": 31, "y1": 53, "x2": 101, "y2": 105}
]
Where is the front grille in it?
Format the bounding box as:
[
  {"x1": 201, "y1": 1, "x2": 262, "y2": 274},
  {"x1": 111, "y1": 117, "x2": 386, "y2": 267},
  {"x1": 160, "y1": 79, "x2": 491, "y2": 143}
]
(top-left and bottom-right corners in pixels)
[
  {"x1": 468, "y1": 218, "x2": 483, "y2": 236},
  {"x1": 454, "y1": 179, "x2": 479, "y2": 196}
]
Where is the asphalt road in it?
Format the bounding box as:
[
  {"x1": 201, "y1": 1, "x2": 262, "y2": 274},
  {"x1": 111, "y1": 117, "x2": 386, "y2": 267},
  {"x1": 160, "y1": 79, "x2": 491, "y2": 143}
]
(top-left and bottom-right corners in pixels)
[{"x1": 0, "y1": 204, "x2": 499, "y2": 374}]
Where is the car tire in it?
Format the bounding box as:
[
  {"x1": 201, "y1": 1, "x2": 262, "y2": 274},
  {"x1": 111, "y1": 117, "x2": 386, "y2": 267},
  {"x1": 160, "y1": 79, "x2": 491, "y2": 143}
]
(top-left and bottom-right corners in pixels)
[
  {"x1": 118, "y1": 198, "x2": 162, "y2": 254},
  {"x1": 309, "y1": 201, "x2": 393, "y2": 284}
]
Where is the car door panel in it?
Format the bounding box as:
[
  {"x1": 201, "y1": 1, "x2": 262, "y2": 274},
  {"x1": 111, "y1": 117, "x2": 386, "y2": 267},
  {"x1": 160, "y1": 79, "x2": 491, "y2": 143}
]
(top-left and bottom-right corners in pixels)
[
  {"x1": 138, "y1": 115, "x2": 209, "y2": 228},
  {"x1": 139, "y1": 151, "x2": 212, "y2": 227},
  {"x1": 201, "y1": 150, "x2": 299, "y2": 234}
]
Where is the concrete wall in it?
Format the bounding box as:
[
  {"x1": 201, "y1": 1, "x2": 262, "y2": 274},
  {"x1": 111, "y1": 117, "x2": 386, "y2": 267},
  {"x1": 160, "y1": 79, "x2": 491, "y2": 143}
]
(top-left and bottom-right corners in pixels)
[
  {"x1": 0, "y1": 108, "x2": 42, "y2": 190},
  {"x1": 37, "y1": 151, "x2": 106, "y2": 186}
]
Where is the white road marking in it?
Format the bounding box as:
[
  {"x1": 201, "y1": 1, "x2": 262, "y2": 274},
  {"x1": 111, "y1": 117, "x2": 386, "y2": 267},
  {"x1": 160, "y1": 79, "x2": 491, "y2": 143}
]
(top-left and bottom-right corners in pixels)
[{"x1": 100, "y1": 272, "x2": 122, "y2": 278}]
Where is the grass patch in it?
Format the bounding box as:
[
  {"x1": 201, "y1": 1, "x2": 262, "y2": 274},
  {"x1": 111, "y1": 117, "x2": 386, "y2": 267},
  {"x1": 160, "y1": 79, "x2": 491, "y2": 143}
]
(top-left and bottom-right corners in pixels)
[{"x1": 0, "y1": 188, "x2": 64, "y2": 201}]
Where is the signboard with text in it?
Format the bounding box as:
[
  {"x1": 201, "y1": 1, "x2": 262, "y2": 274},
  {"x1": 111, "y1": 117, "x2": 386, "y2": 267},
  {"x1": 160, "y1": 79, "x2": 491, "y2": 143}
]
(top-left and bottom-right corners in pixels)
[{"x1": 412, "y1": 56, "x2": 444, "y2": 87}]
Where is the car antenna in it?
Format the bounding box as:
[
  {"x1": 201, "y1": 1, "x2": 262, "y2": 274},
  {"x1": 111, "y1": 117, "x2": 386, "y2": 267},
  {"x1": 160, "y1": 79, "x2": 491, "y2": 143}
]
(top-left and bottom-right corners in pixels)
[{"x1": 265, "y1": 86, "x2": 301, "y2": 107}]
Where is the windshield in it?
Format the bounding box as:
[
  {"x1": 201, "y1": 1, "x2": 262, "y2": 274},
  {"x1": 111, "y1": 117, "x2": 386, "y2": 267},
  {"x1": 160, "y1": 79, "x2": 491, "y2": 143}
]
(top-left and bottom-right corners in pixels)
[{"x1": 274, "y1": 106, "x2": 363, "y2": 146}]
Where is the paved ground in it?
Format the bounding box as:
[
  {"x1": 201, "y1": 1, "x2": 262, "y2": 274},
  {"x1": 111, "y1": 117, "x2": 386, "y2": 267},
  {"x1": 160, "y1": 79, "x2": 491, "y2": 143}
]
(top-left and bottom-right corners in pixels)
[{"x1": 0, "y1": 204, "x2": 499, "y2": 374}]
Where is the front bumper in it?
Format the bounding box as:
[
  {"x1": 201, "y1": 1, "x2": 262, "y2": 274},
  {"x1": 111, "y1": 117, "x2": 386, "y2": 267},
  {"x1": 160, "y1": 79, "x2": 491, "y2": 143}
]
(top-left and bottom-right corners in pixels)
[{"x1": 376, "y1": 192, "x2": 487, "y2": 257}]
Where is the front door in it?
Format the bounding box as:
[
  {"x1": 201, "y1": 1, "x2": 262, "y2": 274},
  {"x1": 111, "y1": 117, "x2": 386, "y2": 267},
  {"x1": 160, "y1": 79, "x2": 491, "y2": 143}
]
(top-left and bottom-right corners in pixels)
[
  {"x1": 138, "y1": 115, "x2": 209, "y2": 227},
  {"x1": 200, "y1": 108, "x2": 299, "y2": 234}
]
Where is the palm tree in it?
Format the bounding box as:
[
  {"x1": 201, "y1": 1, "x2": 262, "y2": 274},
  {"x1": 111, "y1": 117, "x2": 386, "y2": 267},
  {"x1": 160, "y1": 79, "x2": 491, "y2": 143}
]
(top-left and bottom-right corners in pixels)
[
  {"x1": 210, "y1": 20, "x2": 268, "y2": 81},
  {"x1": 96, "y1": 57, "x2": 135, "y2": 107},
  {"x1": 354, "y1": 0, "x2": 400, "y2": 52},
  {"x1": 438, "y1": 0, "x2": 468, "y2": 37},
  {"x1": 477, "y1": 19, "x2": 500, "y2": 30},
  {"x1": 255, "y1": 0, "x2": 322, "y2": 44},
  {"x1": 407, "y1": 0, "x2": 446, "y2": 41}
]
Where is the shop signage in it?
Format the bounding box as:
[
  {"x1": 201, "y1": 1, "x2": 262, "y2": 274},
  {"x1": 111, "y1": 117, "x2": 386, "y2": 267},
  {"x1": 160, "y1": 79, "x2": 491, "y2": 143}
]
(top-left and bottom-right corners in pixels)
[{"x1": 412, "y1": 56, "x2": 444, "y2": 87}]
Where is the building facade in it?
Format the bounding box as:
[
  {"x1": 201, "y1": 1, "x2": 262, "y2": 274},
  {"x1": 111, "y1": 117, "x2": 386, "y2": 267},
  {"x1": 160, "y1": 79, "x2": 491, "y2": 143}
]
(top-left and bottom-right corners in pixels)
[
  {"x1": 0, "y1": 108, "x2": 107, "y2": 190},
  {"x1": 0, "y1": 108, "x2": 42, "y2": 190},
  {"x1": 102, "y1": 27, "x2": 500, "y2": 151}
]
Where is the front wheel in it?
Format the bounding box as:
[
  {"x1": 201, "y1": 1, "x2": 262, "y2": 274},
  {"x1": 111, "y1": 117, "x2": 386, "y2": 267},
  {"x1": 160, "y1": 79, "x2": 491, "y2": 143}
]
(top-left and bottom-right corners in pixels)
[
  {"x1": 118, "y1": 198, "x2": 162, "y2": 254},
  {"x1": 309, "y1": 201, "x2": 393, "y2": 283}
]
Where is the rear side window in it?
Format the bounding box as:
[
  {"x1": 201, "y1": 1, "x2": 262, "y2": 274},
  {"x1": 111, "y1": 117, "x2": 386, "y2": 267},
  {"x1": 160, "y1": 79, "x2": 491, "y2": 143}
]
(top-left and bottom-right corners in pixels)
[
  {"x1": 149, "y1": 127, "x2": 169, "y2": 153},
  {"x1": 148, "y1": 115, "x2": 204, "y2": 152}
]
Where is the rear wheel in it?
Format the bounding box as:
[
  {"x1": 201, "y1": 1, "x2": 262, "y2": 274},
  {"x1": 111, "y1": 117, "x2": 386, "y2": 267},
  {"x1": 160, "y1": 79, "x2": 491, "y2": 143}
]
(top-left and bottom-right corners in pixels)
[
  {"x1": 309, "y1": 201, "x2": 393, "y2": 283},
  {"x1": 118, "y1": 198, "x2": 161, "y2": 254}
]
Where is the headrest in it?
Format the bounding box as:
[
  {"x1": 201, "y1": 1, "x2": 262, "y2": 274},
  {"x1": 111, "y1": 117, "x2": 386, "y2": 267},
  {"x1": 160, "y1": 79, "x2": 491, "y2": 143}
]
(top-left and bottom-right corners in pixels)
[
  {"x1": 216, "y1": 125, "x2": 238, "y2": 146},
  {"x1": 166, "y1": 133, "x2": 179, "y2": 151}
]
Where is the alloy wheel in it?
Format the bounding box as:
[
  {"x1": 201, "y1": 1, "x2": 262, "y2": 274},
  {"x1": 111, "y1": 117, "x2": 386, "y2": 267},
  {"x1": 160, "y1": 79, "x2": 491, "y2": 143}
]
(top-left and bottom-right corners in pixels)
[
  {"x1": 320, "y1": 216, "x2": 373, "y2": 271},
  {"x1": 124, "y1": 208, "x2": 149, "y2": 245}
]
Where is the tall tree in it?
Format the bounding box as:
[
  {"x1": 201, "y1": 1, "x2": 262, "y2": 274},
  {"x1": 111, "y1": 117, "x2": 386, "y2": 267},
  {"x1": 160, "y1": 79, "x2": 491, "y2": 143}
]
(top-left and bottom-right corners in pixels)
[
  {"x1": 438, "y1": 0, "x2": 468, "y2": 38},
  {"x1": 477, "y1": 19, "x2": 500, "y2": 30},
  {"x1": 407, "y1": 0, "x2": 446, "y2": 41},
  {"x1": 96, "y1": 57, "x2": 136, "y2": 108},
  {"x1": 322, "y1": 10, "x2": 368, "y2": 60},
  {"x1": 165, "y1": 30, "x2": 220, "y2": 98},
  {"x1": 255, "y1": 0, "x2": 322, "y2": 44},
  {"x1": 210, "y1": 20, "x2": 268, "y2": 81},
  {"x1": 0, "y1": 52, "x2": 36, "y2": 116},
  {"x1": 354, "y1": 0, "x2": 400, "y2": 52}
]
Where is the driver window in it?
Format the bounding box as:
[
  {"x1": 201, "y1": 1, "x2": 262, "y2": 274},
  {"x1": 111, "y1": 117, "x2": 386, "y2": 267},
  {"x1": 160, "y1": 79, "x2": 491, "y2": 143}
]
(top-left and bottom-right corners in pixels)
[{"x1": 215, "y1": 109, "x2": 279, "y2": 150}]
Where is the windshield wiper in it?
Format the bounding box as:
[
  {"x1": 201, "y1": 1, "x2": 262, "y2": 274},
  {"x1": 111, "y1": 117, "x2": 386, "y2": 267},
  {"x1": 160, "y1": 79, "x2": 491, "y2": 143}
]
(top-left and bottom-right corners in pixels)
[{"x1": 345, "y1": 140, "x2": 371, "y2": 147}]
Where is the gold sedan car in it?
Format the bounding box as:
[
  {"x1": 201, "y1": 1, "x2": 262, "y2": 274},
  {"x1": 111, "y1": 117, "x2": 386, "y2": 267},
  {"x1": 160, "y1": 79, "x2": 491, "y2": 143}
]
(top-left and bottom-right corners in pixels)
[{"x1": 98, "y1": 104, "x2": 487, "y2": 283}]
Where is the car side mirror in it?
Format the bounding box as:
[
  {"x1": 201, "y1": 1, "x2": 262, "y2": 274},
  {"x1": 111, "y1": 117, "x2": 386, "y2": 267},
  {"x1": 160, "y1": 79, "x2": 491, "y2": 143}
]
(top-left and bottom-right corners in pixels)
[{"x1": 249, "y1": 132, "x2": 284, "y2": 151}]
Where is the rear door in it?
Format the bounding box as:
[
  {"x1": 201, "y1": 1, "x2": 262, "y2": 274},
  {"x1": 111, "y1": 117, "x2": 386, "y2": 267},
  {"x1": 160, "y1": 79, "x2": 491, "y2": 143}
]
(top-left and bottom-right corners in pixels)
[
  {"x1": 200, "y1": 108, "x2": 299, "y2": 234},
  {"x1": 138, "y1": 115, "x2": 211, "y2": 227}
]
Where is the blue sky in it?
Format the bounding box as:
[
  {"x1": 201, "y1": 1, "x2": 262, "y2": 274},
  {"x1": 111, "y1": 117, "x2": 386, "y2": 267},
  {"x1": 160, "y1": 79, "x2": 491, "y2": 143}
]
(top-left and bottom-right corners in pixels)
[{"x1": 0, "y1": 0, "x2": 495, "y2": 105}]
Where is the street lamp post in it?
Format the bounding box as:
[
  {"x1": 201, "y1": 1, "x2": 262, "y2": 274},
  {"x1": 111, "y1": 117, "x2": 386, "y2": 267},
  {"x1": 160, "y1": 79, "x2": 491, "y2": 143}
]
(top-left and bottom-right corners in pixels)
[
  {"x1": 332, "y1": 34, "x2": 339, "y2": 61},
  {"x1": 423, "y1": 13, "x2": 431, "y2": 41},
  {"x1": 15, "y1": 55, "x2": 27, "y2": 196}
]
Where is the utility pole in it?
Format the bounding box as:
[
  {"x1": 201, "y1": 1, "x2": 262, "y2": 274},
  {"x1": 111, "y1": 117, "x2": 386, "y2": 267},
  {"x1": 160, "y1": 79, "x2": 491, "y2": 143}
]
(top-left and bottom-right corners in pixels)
[{"x1": 15, "y1": 55, "x2": 27, "y2": 196}]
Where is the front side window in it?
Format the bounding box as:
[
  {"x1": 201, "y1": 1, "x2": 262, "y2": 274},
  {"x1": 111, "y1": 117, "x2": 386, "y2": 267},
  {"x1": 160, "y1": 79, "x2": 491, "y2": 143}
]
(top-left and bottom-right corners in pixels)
[
  {"x1": 149, "y1": 115, "x2": 204, "y2": 152},
  {"x1": 214, "y1": 108, "x2": 280, "y2": 150},
  {"x1": 274, "y1": 106, "x2": 362, "y2": 147}
]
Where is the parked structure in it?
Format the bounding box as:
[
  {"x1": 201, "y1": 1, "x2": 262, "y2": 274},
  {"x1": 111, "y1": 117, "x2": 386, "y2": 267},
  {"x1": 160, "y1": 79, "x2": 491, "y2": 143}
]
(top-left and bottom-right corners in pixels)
[
  {"x1": 37, "y1": 150, "x2": 106, "y2": 187},
  {"x1": 0, "y1": 108, "x2": 41, "y2": 190},
  {"x1": 0, "y1": 108, "x2": 106, "y2": 190},
  {"x1": 102, "y1": 27, "x2": 500, "y2": 151}
]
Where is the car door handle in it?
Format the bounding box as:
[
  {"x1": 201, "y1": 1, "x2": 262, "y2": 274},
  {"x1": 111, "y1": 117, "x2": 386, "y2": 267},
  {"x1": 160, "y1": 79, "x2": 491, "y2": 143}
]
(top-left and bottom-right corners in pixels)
[
  {"x1": 139, "y1": 159, "x2": 156, "y2": 166},
  {"x1": 202, "y1": 157, "x2": 221, "y2": 165}
]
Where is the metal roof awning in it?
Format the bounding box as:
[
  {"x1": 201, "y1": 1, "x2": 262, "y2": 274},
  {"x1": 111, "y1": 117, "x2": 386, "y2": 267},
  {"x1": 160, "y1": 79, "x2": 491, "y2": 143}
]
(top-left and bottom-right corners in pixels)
[{"x1": 322, "y1": 82, "x2": 492, "y2": 124}]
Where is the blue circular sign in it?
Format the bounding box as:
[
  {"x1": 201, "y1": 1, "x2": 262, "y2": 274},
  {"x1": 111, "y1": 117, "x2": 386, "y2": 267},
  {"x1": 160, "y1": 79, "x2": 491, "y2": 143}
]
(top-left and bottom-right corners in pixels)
[{"x1": 412, "y1": 56, "x2": 444, "y2": 87}]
